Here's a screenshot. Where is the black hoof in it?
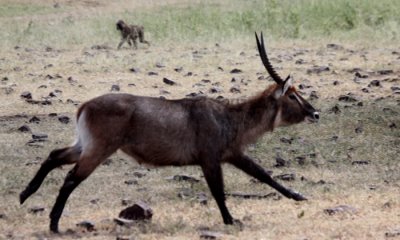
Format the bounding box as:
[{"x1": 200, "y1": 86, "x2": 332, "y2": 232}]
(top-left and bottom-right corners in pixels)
[{"x1": 19, "y1": 190, "x2": 29, "y2": 205}]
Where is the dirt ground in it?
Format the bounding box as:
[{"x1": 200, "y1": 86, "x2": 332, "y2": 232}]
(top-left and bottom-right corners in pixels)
[{"x1": 0, "y1": 1, "x2": 399, "y2": 240}]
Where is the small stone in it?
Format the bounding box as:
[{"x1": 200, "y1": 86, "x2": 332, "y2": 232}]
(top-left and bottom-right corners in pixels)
[
  {"x1": 326, "y1": 43, "x2": 343, "y2": 50},
  {"x1": 377, "y1": 69, "x2": 393, "y2": 75},
  {"x1": 118, "y1": 201, "x2": 153, "y2": 221},
  {"x1": 306, "y1": 66, "x2": 330, "y2": 74},
  {"x1": 29, "y1": 206, "x2": 45, "y2": 214},
  {"x1": 18, "y1": 125, "x2": 31, "y2": 132},
  {"x1": 274, "y1": 156, "x2": 287, "y2": 168},
  {"x1": 295, "y1": 156, "x2": 306, "y2": 165},
  {"x1": 280, "y1": 137, "x2": 293, "y2": 144},
  {"x1": 111, "y1": 84, "x2": 120, "y2": 92},
  {"x1": 230, "y1": 68, "x2": 242, "y2": 74},
  {"x1": 389, "y1": 123, "x2": 397, "y2": 129},
  {"x1": 230, "y1": 85, "x2": 241, "y2": 93},
  {"x1": 351, "y1": 160, "x2": 369, "y2": 165},
  {"x1": 148, "y1": 71, "x2": 158, "y2": 76},
  {"x1": 124, "y1": 179, "x2": 138, "y2": 185},
  {"x1": 197, "y1": 192, "x2": 208, "y2": 205},
  {"x1": 32, "y1": 133, "x2": 48, "y2": 140},
  {"x1": 209, "y1": 87, "x2": 222, "y2": 94},
  {"x1": 174, "y1": 67, "x2": 183, "y2": 72},
  {"x1": 368, "y1": 80, "x2": 381, "y2": 87},
  {"x1": 129, "y1": 67, "x2": 139, "y2": 73},
  {"x1": 29, "y1": 116, "x2": 40, "y2": 123},
  {"x1": 58, "y1": 115, "x2": 70, "y2": 124},
  {"x1": 329, "y1": 105, "x2": 341, "y2": 114},
  {"x1": 355, "y1": 126, "x2": 363, "y2": 133},
  {"x1": 168, "y1": 174, "x2": 200, "y2": 183},
  {"x1": 76, "y1": 220, "x2": 95, "y2": 232},
  {"x1": 324, "y1": 205, "x2": 357, "y2": 215},
  {"x1": 155, "y1": 62, "x2": 165, "y2": 68},
  {"x1": 385, "y1": 229, "x2": 400, "y2": 238},
  {"x1": 20, "y1": 91, "x2": 32, "y2": 99},
  {"x1": 274, "y1": 173, "x2": 295, "y2": 181},
  {"x1": 199, "y1": 230, "x2": 222, "y2": 239},
  {"x1": 338, "y1": 95, "x2": 357, "y2": 102},
  {"x1": 163, "y1": 77, "x2": 176, "y2": 85}
]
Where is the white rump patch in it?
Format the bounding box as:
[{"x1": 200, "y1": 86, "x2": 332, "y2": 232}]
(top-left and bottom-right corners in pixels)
[{"x1": 74, "y1": 110, "x2": 93, "y2": 154}]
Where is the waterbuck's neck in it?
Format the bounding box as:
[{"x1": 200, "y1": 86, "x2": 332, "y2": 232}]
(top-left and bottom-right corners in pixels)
[{"x1": 228, "y1": 86, "x2": 279, "y2": 147}]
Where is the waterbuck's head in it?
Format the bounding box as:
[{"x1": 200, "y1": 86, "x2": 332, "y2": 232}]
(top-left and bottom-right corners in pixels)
[{"x1": 255, "y1": 32, "x2": 319, "y2": 127}]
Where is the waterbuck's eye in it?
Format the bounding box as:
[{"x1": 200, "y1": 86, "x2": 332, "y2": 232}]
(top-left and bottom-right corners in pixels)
[{"x1": 289, "y1": 94, "x2": 296, "y2": 100}]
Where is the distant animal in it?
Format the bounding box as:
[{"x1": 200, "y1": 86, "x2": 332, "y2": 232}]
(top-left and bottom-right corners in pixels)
[
  {"x1": 116, "y1": 19, "x2": 150, "y2": 49},
  {"x1": 20, "y1": 32, "x2": 319, "y2": 233}
]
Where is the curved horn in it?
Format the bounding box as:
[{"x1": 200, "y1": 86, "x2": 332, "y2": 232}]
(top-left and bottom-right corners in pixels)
[{"x1": 255, "y1": 32, "x2": 284, "y2": 85}]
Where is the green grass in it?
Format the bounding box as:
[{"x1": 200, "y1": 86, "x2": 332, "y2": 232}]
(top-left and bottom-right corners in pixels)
[{"x1": 0, "y1": 0, "x2": 400, "y2": 49}]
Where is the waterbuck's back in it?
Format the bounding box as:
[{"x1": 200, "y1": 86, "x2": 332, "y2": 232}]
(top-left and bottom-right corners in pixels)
[{"x1": 77, "y1": 93, "x2": 233, "y2": 166}]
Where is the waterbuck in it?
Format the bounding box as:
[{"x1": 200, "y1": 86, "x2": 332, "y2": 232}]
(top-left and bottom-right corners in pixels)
[{"x1": 20, "y1": 32, "x2": 319, "y2": 233}]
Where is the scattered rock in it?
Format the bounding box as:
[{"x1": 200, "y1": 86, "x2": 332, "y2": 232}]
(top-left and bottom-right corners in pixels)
[
  {"x1": 385, "y1": 229, "x2": 400, "y2": 238},
  {"x1": 306, "y1": 66, "x2": 330, "y2": 74},
  {"x1": 76, "y1": 220, "x2": 95, "y2": 232},
  {"x1": 338, "y1": 94, "x2": 358, "y2": 102},
  {"x1": 111, "y1": 84, "x2": 120, "y2": 92},
  {"x1": 91, "y1": 44, "x2": 110, "y2": 50},
  {"x1": 329, "y1": 105, "x2": 341, "y2": 114},
  {"x1": 230, "y1": 85, "x2": 241, "y2": 93},
  {"x1": 29, "y1": 116, "x2": 40, "y2": 123},
  {"x1": 209, "y1": 87, "x2": 222, "y2": 94},
  {"x1": 129, "y1": 67, "x2": 139, "y2": 73},
  {"x1": 309, "y1": 91, "x2": 319, "y2": 100},
  {"x1": 119, "y1": 201, "x2": 153, "y2": 221},
  {"x1": 29, "y1": 206, "x2": 45, "y2": 214},
  {"x1": 18, "y1": 125, "x2": 31, "y2": 132},
  {"x1": 274, "y1": 173, "x2": 295, "y2": 181},
  {"x1": 274, "y1": 156, "x2": 287, "y2": 168},
  {"x1": 230, "y1": 68, "x2": 242, "y2": 74},
  {"x1": 148, "y1": 71, "x2": 158, "y2": 76},
  {"x1": 167, "y1": 174, "x2": 200, "y2": 183},
  {"x1": 368, "y1": 80, "x2": 381, "y2": 87},
  {"x1": 226, "y1": 192, "x2": 278, "y2": 200},
  {"x1": 197, "y1": 192, "x2": 208, "y2": 205},
  {"x1": 295, "y1": 59, "x2": 305, "y2": 64},
  {"x1": 355, "y1": 126, "x2": 363, "y2": 133},
  {"x1": 351, "y1": 160, "x2": 369, "y2": 165},
  {"x1": 389, "y1": 123, "x2": 397, "y2": 129},
  {"x1": 326, "y1": 43, "x2": 344, "y2": 50},
  {"x1": 199, "y1": 230, "x2": 223, "y2": 239},
  {"x1": 25, "y1": 99, "x2": 52, "y2": 105},
  {"x1": 58, "y1": 115, "x2": 70, "y2": 124},
  {"x1": 174, "y1": 67, "x2": 183, "y2": 72},
  {"x1": 280, "y1": 137, "x2": 293, "y2": 144},
  {"x1": 324, "y1": 205, "x2": 357, "y2": 215},
  {"x1": 163, "y1": 77, "x2": 176, "y2": 85},
  {"x1": 124, "y1": 179, "x2": 138, "y2": 185},
  {"x1": 295, "y1": 156, "x2": 306, "y2": 165},
  {"x1": 155, "y1": 62, "x2": 165, "y2": 68},
  {"x1": 377, "y1": 69, "x2": 393, "y2": 75},
  {"x1": 32, "y1": 133, "x2": 48, "y2": 140},
  {"x1": 20, "y1": 91, "x2": 32, "y2": 99}
]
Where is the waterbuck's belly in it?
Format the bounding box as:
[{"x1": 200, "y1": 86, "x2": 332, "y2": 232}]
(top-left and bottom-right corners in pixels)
[{"x1": 119, "y1": 141, "x2": 197, "y2": 166}]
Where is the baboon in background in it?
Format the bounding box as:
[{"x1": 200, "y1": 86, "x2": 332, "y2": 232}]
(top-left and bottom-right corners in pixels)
[{"x1": 116, "y1": 20, "x2": 150, "y2": 49}]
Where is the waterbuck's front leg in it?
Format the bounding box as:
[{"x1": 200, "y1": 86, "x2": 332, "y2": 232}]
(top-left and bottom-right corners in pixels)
[
  {"x1": 200, "y1": 161, "x2": 234, "y2": 224},
  {"x1": 228, "y1": 154, "x2": 307, "y2": 201}
]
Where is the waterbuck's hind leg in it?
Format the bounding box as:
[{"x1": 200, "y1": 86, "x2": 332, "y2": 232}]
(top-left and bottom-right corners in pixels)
[
  {"x1": 49, "y1": 147, "x2": 116, "y2": 233},
  {"x1": 229, "y1": 154, "x2": 307, "y2": 201},
  {"x1": 20, "y1": 146, "x2": 81, "y2": 205}
]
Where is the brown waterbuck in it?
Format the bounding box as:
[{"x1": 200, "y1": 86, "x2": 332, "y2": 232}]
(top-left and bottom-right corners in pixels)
[{"x1": 20, "y1": 32, "x2": 319, "y2": 233}]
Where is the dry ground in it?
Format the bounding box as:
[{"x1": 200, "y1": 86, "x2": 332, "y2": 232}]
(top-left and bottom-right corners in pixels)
[{"x1": 0, "y1": 1, "x2": 399, "y2": 240}]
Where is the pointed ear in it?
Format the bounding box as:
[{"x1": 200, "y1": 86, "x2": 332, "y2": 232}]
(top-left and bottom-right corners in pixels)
[{"x1": 274, "y1": 75, "x2": 293, "y2": 98}]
